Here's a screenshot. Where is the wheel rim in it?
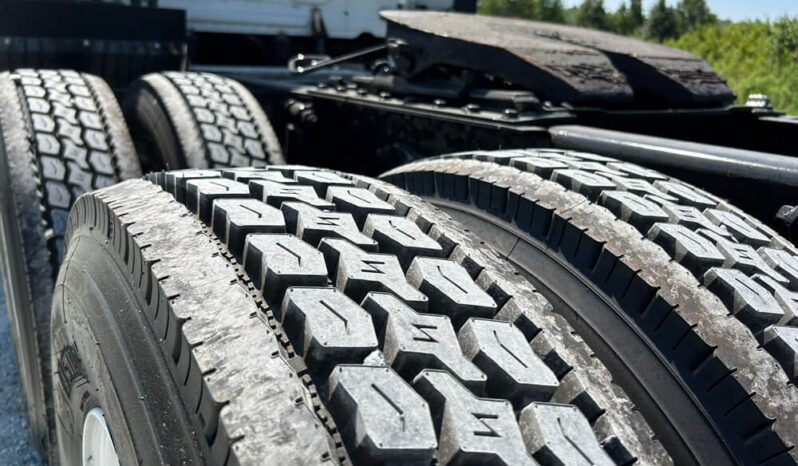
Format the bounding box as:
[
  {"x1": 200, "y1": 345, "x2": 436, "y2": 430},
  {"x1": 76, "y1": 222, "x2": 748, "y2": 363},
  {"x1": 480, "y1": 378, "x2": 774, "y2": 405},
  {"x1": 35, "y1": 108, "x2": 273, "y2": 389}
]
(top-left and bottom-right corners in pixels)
[{"x1": 82, "y1": 407, "x2": 120, "y2": 466}]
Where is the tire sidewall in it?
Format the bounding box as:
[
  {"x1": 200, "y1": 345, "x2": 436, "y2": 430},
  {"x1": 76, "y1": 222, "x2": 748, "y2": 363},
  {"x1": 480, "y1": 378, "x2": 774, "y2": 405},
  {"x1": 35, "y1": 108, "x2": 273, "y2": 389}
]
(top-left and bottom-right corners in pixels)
[{"x1": 51, "y1": 227, "x2": 201, "y2": 466}]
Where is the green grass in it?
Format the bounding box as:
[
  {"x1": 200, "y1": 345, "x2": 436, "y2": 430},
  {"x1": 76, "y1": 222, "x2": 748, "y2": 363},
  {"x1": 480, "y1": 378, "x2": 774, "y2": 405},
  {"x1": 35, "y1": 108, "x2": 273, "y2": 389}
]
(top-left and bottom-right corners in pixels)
[{"x1": 666, "y1": 17, "x2": 798, "y2": 114}]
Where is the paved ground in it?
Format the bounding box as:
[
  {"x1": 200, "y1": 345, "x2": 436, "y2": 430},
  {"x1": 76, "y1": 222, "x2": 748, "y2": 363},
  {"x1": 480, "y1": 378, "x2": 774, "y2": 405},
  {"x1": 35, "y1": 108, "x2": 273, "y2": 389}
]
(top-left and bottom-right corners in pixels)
[{"x1": 0, "y1": 278, "x2": 43, "y2": 465}]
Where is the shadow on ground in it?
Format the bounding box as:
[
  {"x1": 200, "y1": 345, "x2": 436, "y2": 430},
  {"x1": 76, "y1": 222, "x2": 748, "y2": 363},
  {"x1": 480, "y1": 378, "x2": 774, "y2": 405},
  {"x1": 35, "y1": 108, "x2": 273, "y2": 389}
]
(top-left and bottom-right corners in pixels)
[{"x1": 0, "y1": 275, "x2": 43, "y2": 465}]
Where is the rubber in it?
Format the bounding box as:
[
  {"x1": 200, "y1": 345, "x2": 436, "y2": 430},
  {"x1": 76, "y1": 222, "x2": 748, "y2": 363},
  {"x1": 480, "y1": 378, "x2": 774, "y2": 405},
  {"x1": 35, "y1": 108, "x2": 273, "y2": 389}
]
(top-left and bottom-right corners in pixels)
[
  {"x1": 62, "y1": 165, "x2": 671, "y2": 464},
  {"x1": 382, "y1": 150, "x2": 798, "y2": 465},
  {"x1": 123, "y1": 72, "x2": 284, "y2": 172},
  {"x1": 0, "y1": 69, "x2": 141, "y2": 460}
]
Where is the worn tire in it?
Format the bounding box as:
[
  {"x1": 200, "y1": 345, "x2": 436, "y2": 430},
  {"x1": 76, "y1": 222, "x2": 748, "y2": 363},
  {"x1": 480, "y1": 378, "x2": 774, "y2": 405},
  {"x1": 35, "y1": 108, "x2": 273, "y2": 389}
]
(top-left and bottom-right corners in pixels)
[
  {"x1": 382, "y1": 150, "x2": 798, "y2": 465},
  {"x1": 54, "y1": 165, "x2": 671, "y2": 465},
  {"x1": 0, "y1": 69, "x2": 141, "y2": 459},
  {"x1": 123, "y1": 72, "x2": 284, "y2": 172}
]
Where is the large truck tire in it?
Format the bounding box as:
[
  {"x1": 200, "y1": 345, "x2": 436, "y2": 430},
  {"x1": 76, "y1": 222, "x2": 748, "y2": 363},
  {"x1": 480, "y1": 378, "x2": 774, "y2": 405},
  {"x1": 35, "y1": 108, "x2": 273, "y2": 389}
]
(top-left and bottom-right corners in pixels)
[
  {"x1": 0, "y1": 69, "x2": 141, "y2": 459},
  {"x1": 382, "y1": 150, "x2": 798, "y2": 465},
  {"x1": 53, "y1": 165, "x2": 670, "y2": 465},
  {"x1": 123, "y1": 72, "x2": 284, "y2": 172}
]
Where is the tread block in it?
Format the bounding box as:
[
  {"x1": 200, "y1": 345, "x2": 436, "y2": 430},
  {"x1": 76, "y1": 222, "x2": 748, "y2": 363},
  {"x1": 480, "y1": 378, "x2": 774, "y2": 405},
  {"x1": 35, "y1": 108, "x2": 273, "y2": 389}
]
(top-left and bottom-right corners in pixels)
[
  {"x1": 413, "y1": 370, "x2": 535, "y2": 466},
  {"x1": 363, "y1": 349, "x2": 388, "y2": 366},
  {"x1": 530, "y1": 150, "x2": 576, "y2": 161},
  {"x1": 609, "y1": 176, "x2": 676, "y2": 201},
  {"x1": 510, "y1": 156, "x2": 568, "y2": 178},
  {"x1": 752, "y1": 275, "x2": 798, "y2": 326},
  {"x1": 40, "y1": 156, "x2": 65, "y2": 180},
  {"x1": 46, "y1": 181, "x2": 70, "y2": 208},
  {"x1": 493, "y1": 297, "x2": 544, "y2": 342},
  {"x1": 704, "y1": 209, "x2": 770, "y2": 247},
  {"x1": 294, "y1": 170, "x2": 354, "y2": 196},
  {"x1": 221, "y1": 168, "x2": 296, "y2": 184},
  {"x1": 362, "y1": 215, "x2": 444, "y2": 270},
  {"x1": 265, "y1": 164, "x2": 319, "y2": 177},
  {"x1": 759, "y1": 248, "x2": 798, "y2": 290},
  {"x1": 648, "y1": 223, "x2": 725, "y2": 276},
  {"x1": 319, "y1": 239, "x2": 428, "y2": 310},
  {"x1": 715, "y1": 241, "x2": 789, "y2": 285},
  {"x1": 458, "y1": 318, "x2": 558, "y2": 408},
  {"x1": 606, "y1": 162, "x2": 668, "y2": 182},
  {"x1": 704, "y1": 268, "x2": 783, "y2": 335},
  {"x1": 519, "y1": 402, "x2": 614, "y2": 466},
  {"x1": 564, "y1": 151, "x2": 615, "y2": 163},
  {"x1": 164, "y1": 169, "x2": 221, "y2": 204},
  {"x1": 762, "y1": 326, "x2": 798, "y2": 382},
  {"x1": 473, "y1": 150, "x2": 524, "y2": 165},
  {"x1": 599, "y1": 191, "x2": 668, "y2": 232},
  {"x1": 211, "y1": 199, "x2": 285, "y2": 259},
  {"x1": 564, "y1": 161, "x2": 624, "y2": 177},
  {"x1": 281, "y1": 202, "x2": 376, "y2": 250},
  {"x1": 362, "y1": 293, "x2": 486, "y2": 391},
  {"x1": 281, "y1": 288, "x2": 378, "y2": 373},
  {"x1": 242, "y1": 234, "x2": 327, "y2": 304},
  {"x1": 407, "y1": 258, "x2": 497, "y2": 328},
  {"x1": 661, "y1": 204, "x2": 732, "y2": 237},
  {"x1": 550, "y1": 169, "x2": 615, "y2": 201},
  {"x1": 549, "y1": 371, "x2": 603, "y2": 423},
  {"x1": 325, "y1": 186, "x2": 397, "y2": 227},
  {"x1": 184, "y1": 178, "x2": 249, "y2": 222},
  {"x1": 653, "y1": 181, "x2": 717, "y2": 209},
  {"x1": 510, "y1": 156, "x2": 569, "y2": 178},
  {"x1": 328, "y1": 365, "x2": 437, "y2": 463},
  {"x1": 249, "y1": 180, "x2": 335, "y2": 212}
]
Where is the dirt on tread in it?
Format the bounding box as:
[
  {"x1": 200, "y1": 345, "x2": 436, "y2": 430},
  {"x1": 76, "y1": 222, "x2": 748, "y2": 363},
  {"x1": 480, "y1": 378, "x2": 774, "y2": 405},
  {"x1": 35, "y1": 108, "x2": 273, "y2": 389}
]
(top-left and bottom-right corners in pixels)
[
  {"x1": 83, "y1": 165, "x2": 675, "y2": 465},
  {"x1": 0, "y1": 68, "x2": 140, "y2": 457},
  {"x1": 125, "y1": 72, "x2": 284, "y2": 170},
  {"x1": 382, "y1": 150, "x2": 798, "y2": 465}
]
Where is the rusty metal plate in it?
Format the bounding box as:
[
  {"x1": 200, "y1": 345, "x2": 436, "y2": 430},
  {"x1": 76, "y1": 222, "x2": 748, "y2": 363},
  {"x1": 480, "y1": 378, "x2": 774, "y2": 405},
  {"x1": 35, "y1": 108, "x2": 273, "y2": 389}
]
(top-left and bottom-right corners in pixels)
[{"x1": 382, "y1": 11, "x2": 734, "y2": 108}]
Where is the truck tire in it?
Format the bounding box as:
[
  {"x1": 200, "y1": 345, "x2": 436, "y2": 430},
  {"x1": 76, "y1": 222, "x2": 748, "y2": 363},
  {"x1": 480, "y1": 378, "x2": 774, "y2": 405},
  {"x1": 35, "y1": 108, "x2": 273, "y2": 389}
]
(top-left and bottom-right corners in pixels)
[
  {"x1": 382, "y1": 150, "x2": 798, "y2": 465},
  {"x1": 123, "y1": 72, "x2": 284, "y2": 172},
  {"x1": 52, "y1": 165, "x2": 670, "y2": 465},
  {"x1": 0, "y1": 69, "x2": 141, "y2": 460}
]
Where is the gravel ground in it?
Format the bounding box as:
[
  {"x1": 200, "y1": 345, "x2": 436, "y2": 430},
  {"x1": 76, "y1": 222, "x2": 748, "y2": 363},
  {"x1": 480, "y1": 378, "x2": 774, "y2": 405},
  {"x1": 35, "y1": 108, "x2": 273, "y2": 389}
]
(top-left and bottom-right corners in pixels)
[{"x1": 0, "y1": 277, "x2": 43, "y2": 465}]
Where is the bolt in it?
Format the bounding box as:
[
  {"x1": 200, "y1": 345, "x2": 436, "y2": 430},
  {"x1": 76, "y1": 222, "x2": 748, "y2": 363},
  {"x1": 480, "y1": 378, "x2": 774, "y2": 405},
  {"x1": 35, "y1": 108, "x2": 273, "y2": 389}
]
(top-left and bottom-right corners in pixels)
[
  {"x1": 433, "y1": 99, "x2": 446, "y2": 107},
  {"x1": 465, "y1": 103, "x2": 481, "y2": 113},
  {"x1": 503, "y1": 108, "x2": 519, "y2": 119}
]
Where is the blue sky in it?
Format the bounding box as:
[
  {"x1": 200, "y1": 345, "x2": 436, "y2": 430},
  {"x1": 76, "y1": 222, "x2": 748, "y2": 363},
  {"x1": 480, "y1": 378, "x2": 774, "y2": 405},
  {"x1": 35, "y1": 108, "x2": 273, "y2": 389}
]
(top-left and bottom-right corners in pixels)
[{"x1": 562, "y1": 0, "x2": 798, "y2": 21}]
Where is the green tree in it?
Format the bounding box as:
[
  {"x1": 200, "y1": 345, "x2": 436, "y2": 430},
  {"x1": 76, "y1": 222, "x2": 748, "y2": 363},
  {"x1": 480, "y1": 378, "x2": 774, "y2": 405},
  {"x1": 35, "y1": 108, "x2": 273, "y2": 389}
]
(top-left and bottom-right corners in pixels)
[
  {"x1": 612, "y1": 2, "x2": 633, "y2": 34},
  {"x1": 576, "y1": 0, "x2": 609, "y2": 30},
  {"x1": 647, "y1": 0, "x2": 679, "y2": 41},
  {"x1": 667, "y1": 17, "x2": 798, "y2": 114},
  {"x1": 540, "y1": 0, "x2": 565, "y2": 23},
  {"x1": 611, "y1": 0, "x2": 645, "y2": 35},
  {"x1": 478, "y1": 0, "x2": 565, "y2": 23},
  {"x1": 478, "y1": 0, "x2": 537, "y2": 19},
  {"x1": 676, "y1": 0, "x2": 717, "y2": 34},
  {"x1": 770, "y1": 15, "x2": 798, "y2": 61},
  {"x1": 629, "y1": 0, "x2": 644, "y2": 29}
]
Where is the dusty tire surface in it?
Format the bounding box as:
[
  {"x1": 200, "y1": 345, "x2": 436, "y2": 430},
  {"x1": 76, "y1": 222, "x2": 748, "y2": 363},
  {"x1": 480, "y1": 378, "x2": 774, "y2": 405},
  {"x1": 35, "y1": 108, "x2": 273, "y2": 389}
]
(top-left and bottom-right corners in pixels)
[
  {"x1": 0, "y1": 69, "x2": 141, "y2": 459},
  {"x1": 123, "y1": 72, "x2": 284, "y2": 172},
  {"x1": 382, "y1": 150, "x2": 798, "y2": 465},
  {"x1": 57, "y1": 165, "x2": 672, "y2": 464}
]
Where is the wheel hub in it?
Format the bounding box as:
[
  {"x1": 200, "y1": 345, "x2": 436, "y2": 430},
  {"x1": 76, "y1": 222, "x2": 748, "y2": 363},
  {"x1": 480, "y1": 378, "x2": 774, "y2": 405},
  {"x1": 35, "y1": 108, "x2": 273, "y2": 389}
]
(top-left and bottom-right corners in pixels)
[{"x1": 82, "y1": 407, "x2": 120, "y2": 466}]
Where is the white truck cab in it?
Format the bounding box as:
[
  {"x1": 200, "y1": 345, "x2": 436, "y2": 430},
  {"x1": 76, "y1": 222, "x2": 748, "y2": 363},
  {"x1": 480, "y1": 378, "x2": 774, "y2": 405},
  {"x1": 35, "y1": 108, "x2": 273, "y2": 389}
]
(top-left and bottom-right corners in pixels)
[{"x1": 156, "y1": 0, "x2": 461, "y2": 38}]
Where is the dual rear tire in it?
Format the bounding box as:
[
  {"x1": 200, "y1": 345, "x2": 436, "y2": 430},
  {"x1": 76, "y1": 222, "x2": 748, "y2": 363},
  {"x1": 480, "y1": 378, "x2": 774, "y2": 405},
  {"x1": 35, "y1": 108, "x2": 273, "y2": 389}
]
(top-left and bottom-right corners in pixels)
[{"x1": 0, "y1": 69, "x2": 282, "y2": 463}]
